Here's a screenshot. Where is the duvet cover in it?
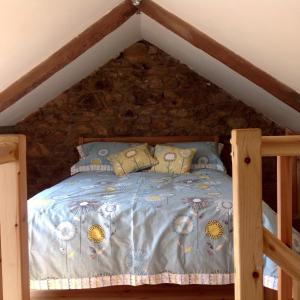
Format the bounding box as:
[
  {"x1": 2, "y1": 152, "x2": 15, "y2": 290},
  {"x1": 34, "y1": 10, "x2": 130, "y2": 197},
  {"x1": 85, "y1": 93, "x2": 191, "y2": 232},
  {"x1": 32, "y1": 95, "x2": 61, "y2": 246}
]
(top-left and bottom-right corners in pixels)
[{"x1": 28, "y1": 169, "x2": 300, "y2": 290}]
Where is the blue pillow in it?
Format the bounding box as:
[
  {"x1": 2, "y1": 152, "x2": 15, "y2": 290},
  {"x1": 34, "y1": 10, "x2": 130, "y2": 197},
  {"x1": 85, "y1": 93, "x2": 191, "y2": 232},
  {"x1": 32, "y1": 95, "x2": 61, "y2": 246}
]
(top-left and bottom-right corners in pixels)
[
  {"x1": 71, "y1": 142, "x2": 139, "y2": 175},
  {"x1": 168, "y1": 142, "x2": 226, "y2": 172}
]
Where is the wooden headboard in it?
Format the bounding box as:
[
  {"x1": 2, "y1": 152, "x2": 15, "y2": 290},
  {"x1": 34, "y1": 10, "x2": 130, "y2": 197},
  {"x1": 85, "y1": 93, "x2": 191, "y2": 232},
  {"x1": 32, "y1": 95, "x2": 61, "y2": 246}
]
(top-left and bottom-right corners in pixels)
[{"x1": 79, "y1": 135, "x2": 219, "y2": 145}]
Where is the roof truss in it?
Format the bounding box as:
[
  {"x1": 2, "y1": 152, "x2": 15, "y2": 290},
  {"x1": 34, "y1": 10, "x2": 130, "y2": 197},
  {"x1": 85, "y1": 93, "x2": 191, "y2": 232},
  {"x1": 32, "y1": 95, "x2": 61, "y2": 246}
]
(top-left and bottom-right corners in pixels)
[{"x1": 0, "y1": 0, "x2": 299, "y2": 114}]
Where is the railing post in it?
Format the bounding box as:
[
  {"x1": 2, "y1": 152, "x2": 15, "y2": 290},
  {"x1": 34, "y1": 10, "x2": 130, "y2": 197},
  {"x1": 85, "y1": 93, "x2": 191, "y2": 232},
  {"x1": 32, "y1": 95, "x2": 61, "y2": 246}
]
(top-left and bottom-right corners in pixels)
[
  {"x1": 277, "y1": 156, "x2": 293, "y2": 300},
  {"x1": 231, "y1": 129, "x2": 263, "y2": 300},
  {"x1": 0, "y1": 135, "x2": 29, "y2": 300}
]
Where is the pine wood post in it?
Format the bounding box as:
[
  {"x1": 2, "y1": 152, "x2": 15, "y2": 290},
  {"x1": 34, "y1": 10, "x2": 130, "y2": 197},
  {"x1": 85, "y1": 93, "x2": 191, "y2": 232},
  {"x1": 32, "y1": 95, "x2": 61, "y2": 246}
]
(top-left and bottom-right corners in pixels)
[
  {"x1": 294, "y1": 281, "x2": 300, "y2": 300},
  {"x1": 277, "y1": 156, "x2": 293, "y2": 300},
  {"x1": 0, "y1": 135, "x2": 29, "y2": 300},
  {"x1": 231, "y1": 129, "x2": 263, "y2": 300}
]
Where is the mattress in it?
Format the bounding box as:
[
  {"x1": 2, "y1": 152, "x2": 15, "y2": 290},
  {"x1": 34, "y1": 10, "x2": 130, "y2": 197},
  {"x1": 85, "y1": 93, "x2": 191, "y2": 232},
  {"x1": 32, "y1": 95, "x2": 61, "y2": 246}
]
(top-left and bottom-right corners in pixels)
[{"x1": 28, "y1": 169, "x2": 300, "y2": 290}]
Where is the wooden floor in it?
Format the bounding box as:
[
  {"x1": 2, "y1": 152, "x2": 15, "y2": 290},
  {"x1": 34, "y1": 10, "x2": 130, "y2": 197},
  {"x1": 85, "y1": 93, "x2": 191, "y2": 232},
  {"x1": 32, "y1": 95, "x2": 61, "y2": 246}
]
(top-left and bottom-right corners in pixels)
[{"x1": 31, "y1": 284, "x2": 277, "y2": 300}]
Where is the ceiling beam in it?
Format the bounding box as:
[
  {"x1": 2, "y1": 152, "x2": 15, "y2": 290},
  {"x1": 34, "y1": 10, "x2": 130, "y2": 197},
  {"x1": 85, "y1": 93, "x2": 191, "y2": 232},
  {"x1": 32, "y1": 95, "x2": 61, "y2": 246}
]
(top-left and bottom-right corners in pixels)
[
  {"x1": 140, "y1": 0, "x2": 300, "y2": 113},
  {"x1": 0, "y1": 0, "x2": 137, "y2": 112}
]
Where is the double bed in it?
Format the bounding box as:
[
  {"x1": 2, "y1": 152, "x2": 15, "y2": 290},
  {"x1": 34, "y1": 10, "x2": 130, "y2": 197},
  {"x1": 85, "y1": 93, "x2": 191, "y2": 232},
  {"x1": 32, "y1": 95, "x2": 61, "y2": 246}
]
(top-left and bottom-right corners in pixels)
[{"x1": 27, "y1": 136, "x2": 300, "y2": 297}]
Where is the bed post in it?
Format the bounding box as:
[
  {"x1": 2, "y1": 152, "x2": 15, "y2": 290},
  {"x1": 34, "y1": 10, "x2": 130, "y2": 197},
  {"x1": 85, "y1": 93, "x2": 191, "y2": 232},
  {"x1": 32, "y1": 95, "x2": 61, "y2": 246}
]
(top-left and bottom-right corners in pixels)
[
  {"x1": 231, "y1": 129, "x2": 263, "y2": 300},
  {"x1": 0, "y1": 135, "x2": 29, "y2": 300}
]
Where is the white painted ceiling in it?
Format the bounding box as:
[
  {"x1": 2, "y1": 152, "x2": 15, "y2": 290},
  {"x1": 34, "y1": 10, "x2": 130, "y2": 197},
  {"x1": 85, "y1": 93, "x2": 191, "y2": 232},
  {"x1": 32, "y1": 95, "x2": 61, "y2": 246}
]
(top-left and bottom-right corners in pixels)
[{"x1": 1, "y1": 0, "x2": 300, "y2": 130}]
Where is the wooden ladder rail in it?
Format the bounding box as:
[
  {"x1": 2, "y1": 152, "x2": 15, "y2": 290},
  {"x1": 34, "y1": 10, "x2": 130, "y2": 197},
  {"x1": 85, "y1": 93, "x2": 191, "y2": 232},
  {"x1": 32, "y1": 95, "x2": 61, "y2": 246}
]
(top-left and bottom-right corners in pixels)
[
  {"x1": 232, "y1": 129, "x2": 300, "y2": 300},
  {"x1": 0, "y1": 135, "x2": 29, "y2": 300}
]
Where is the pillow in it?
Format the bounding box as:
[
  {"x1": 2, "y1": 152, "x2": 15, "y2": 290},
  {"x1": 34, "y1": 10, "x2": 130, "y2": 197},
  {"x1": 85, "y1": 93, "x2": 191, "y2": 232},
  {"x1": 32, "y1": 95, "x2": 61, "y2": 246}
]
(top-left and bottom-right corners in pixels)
[
  {"x1": 151, "y1": 145, "x2": 196, "y2": 174},
  {"x1": 169, "y1": 142, "x2": 226, "y2": 172},
  {"x1": 107, "y1": 144, "x2": 158, "y2": 176},
  {"x1": 71, "y1": 142, "x2": 138, "y2": 175}
]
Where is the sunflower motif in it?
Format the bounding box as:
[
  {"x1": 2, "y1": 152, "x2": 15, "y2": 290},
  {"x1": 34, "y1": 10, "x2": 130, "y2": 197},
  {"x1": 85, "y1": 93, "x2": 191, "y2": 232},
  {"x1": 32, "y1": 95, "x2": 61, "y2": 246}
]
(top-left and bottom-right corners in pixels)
[
  {"x1": 183, "y1": 197, "x2": 211, "y2": 214},
  {"x1": 173, "y1": 215, "x2": 194, "y2": 235},
  {"x1": 88, "y1": 224, "x2": 105, "y2": 243},
  {"x1": 69, "y1": 200, "x2": 100, "y2": 218},
  {"x1": 164, "y1": 152, "x2": 177, "y2": 161},
  {"x1": 205, "y1": 220, "x2": 224, "y2": 240},
  {"x1": 56, "y1": 221, "x2": 76, "y2": 241},
  {"x1": 179, "y1": 149, "x2": 192, "y2": 158},
  {"x1": 98, "y1": 149, "x2": 109, "y2": 156},
  {"x1": 91, "y1": 159, "x2": 101, "y2": 165},
  {"x1": 99, "y1": 202, "x2": 119, "y2": 218},
  {"x1": 125, "y1": 149, "x2": 137, "y2": 158},
  {"x1": 216, "y1": 201, "x2": 233, "y2": 216}
]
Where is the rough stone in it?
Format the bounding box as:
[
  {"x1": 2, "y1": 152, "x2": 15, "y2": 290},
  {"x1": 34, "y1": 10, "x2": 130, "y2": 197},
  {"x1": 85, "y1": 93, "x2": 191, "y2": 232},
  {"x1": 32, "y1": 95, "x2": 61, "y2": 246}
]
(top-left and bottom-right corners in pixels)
[{"x1": 0, "y1": 40, "x2": 283, "y2": 209}]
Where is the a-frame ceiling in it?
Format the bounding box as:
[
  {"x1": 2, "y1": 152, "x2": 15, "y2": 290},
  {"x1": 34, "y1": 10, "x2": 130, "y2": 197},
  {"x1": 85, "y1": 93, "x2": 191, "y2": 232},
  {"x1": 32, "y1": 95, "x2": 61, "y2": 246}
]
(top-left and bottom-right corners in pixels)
[{"x1": 1, "y1": 0, "x2": 300, "y2": 130}]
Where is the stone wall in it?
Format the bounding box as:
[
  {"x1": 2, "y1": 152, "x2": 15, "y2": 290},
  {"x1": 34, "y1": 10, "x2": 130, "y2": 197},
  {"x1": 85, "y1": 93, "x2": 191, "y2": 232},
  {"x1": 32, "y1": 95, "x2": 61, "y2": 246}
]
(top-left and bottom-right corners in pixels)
[{"x1": 5, "y1": 41, "x2": 283, "y2": 208}]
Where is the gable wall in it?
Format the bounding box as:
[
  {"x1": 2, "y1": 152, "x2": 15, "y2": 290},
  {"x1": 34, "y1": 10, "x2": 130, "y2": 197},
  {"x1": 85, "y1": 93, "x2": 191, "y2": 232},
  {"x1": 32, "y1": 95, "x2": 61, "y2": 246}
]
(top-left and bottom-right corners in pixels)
[{"x1": 1, "y1": 41, "x2": 283, "y2": 209}]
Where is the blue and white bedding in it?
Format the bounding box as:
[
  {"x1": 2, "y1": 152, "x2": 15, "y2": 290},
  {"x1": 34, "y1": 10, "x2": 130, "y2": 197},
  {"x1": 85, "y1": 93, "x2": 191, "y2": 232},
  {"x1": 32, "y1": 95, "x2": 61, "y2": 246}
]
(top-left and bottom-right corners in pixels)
[{"x1": 28, "y1": 169, "x2": 300, "y2": 290}]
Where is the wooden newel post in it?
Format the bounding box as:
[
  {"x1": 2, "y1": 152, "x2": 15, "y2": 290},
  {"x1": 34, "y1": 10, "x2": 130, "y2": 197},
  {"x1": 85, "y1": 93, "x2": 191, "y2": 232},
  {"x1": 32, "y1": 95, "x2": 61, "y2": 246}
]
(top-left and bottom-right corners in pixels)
[
  {"x1": 231, "y1": 129, "x2": 263, "y2": 300},
  {"x1": 0, "y1": 135, "x2": 29, "y2": 300}
]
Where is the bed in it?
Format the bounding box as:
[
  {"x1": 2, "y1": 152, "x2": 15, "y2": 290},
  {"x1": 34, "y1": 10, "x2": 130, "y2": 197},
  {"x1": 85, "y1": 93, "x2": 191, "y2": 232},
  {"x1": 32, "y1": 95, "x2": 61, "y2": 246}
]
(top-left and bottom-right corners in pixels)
[{"x1": 27, "y1": 136, "x2": 300, "y2": 298}]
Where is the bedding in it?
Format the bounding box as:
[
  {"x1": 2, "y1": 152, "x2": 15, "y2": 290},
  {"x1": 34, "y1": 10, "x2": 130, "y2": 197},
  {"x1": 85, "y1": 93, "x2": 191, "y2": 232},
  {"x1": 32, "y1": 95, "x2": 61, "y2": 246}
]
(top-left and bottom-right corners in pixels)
[
  {"x1": 28, "y1": 169, "x2": 300, "y2": 290},
  {"x1": 150, "y1": 145, "x2": 196, "y2": 174},
  {"x1": 169, "y1": 142, "x2": 226, "y2": 172},
  {"x1": 107, "y1": 144, "x2": 158, "y2": 176},
  {"x1": 72, "y1": 142, "x2": 139, "y2": 175}
]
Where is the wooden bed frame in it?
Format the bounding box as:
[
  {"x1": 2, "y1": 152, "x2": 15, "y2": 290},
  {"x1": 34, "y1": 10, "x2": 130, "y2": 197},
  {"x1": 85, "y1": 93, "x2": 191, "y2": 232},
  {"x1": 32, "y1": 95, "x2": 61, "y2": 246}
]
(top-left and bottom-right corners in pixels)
[{"x1": 0, "y1": 131, "x2": 300, "y2": 300}]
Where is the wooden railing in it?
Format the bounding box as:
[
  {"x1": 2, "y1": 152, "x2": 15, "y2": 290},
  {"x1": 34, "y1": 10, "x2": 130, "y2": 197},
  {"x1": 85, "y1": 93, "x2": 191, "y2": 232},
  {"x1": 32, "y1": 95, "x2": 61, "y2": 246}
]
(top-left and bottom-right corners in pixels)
[
  {"x1": 1, "y1": 132, "x2": 300, "y2": 300},
  {"x1": 0, "y1": 135, "x2": 29, "y2": 300},
  {"x1": 231, "y1": 129, "x2": 300, "y2": 300}
]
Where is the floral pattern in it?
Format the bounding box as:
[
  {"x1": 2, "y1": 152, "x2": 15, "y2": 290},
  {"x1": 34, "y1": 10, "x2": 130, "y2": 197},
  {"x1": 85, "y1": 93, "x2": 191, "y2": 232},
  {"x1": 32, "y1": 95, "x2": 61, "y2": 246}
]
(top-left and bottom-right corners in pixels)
[
  {"x1": 151, "y1": 145, "x2": 196, "y2": 174},
  {"x1": 28, "y1": 169, "x2": 300, "y2": 291}
]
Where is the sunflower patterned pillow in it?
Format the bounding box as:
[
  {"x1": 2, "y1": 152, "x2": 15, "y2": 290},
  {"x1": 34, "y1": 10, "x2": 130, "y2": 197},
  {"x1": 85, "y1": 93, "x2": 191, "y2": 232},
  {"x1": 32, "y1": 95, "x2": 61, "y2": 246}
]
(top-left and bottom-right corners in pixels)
[
  {"x1": 151, "y1": 145, "x2": 196, "y2": 174},
  {"x1": 107, "y1": 144, "x2": 158, "y2": 176}
]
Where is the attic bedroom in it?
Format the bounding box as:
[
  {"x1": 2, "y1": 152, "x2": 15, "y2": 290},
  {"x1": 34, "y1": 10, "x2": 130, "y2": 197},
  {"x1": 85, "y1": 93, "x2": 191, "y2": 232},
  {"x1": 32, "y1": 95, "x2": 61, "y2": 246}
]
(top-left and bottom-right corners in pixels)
[{"x1": 0, "y1": 1, "x2": 300, "y2": 300}]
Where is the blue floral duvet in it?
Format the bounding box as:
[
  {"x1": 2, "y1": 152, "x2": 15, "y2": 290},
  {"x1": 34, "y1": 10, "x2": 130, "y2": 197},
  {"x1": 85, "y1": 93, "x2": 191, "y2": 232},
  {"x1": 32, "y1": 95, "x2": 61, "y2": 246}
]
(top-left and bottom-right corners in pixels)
[{"x1": 28, "y1": 169, "x2": 300, "y2": 290}]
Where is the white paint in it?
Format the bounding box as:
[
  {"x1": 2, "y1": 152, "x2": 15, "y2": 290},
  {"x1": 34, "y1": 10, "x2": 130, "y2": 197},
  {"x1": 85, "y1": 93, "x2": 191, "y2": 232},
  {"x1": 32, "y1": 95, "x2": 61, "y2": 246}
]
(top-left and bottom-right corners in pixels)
[
  {"x1": 152, "y1": 0, "x2": 300, "y2": 93},
  {"x1": 141, "y1": 15, "x2": 300, "y2": 131},
  {"x1": 0, "y1": 0, "x2": 123, "y2": 91},
  {"x1": 1, "y1": 1, "x2": 300, "y2": 130},
  {"x1": 0, "y1": 16, "x2": 141, "y2": 126}
]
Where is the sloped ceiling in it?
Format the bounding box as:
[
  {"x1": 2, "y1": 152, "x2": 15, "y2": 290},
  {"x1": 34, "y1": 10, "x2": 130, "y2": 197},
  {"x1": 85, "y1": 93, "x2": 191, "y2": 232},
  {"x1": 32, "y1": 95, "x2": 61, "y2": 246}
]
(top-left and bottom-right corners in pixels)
[{"x1": 1, "y1": 0, "x2": 300, "y2": 130}]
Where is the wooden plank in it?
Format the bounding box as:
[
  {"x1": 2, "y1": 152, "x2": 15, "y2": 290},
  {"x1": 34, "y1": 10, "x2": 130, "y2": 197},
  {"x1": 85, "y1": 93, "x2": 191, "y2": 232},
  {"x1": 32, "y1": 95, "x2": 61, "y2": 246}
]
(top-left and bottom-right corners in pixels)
[
  {"x1": 0, "y1": 1, "x2": 137, "y2": 112},
  {"x1": 30, "y1": 284, "x2": 277, "y2": 300},
  {"x1": 261, "y1": 136, "x2": 300, "y2": 156},
  {"x1": 80, "y1": 135, "x2": 219, "y2": 145},
  {"x1": 0, "y1": 135, "x2": 29, "y2": 300},
  {"x1": 139, "y1": 0, "x2": 300, "y2": 113},
  {"x1": 231, "y1": 129, "x2": 263, "y2": 300},
  {"x1": 277, "y1": 156, "x2": 293, "y2": 300},
  {"x1": 293, "y1": 281, "x2": 300, "y2": 300},
  {"x1": 0, "y1": 141, "x2": 17, "y2": 165},
  {"x1": 263, "y1": 228, "x2": 300, "y2": 281}
]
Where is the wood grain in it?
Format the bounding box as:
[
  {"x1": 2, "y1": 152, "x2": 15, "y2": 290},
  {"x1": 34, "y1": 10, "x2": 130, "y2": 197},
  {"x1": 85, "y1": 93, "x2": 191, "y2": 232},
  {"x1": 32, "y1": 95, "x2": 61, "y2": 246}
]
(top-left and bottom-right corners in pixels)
[
  {"x1": 263, "y1": 228, "x2": 300, "y2": 281},
  {"x1": 231, "y1": 129, "x2": 263, "y2": 300},
  {"x1": 0, "y1": 141, "x2": 17, "y2": 165},
  {"x1": 0, "y1": 0, "x2": 137, "y2": 112},
  {"x1": 277, "y1": 156, "x2": 293, "y2": 300},
  {"x1": 140, "y1": 0, "x2": 300, "y2": 113},
  {"x1": 30, "y1": 284, "x2": 277, "y2": 300},
  {"x1": 0, "y1": 135, "x2": 29, "y2": 300},
  {"x1": 80, "y1": 135, "x2": 219, "y2": 145},
  {"x1": 261, "y1": 135, "x2": 300, "y2": 156}
]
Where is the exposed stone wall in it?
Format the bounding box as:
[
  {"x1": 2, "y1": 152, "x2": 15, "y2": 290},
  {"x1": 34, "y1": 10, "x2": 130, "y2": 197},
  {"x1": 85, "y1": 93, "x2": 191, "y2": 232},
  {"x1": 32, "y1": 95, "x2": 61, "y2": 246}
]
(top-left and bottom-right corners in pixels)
[{"x1": 6, "y1": 41, "x2": 283, "y2": 208}]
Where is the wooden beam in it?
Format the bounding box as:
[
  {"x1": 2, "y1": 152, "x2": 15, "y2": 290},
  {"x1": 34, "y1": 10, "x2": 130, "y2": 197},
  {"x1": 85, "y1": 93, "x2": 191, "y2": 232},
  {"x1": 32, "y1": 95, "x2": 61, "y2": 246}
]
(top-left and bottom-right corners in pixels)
[
  {"x1": 293, "y1": 281, "x2": 300, "y2": 300},
  {"x1": 261, "y1": 136, "x2": 300, "y2": 157},
  {"x1": 231, "y1": 129, "x2": 263, "y2": 300},
  {"x1": 0, "y1": 0, "x2": 137, "y2": 112},
  {"x1": 0, "y1": 140, "x2": 18, "y2": 165},
  {"x1": 277, "y1": 156, "x2": 293, "y2": 300},
  {"x1": 263, "y1": 228, "x2": 300, "y2": 281},
  {"x1": 0, "y1": 135, "x2": 29, "y2": 300},
  {"x1": 140, "y1": 0, "x2": 300, "y2": 113}
]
